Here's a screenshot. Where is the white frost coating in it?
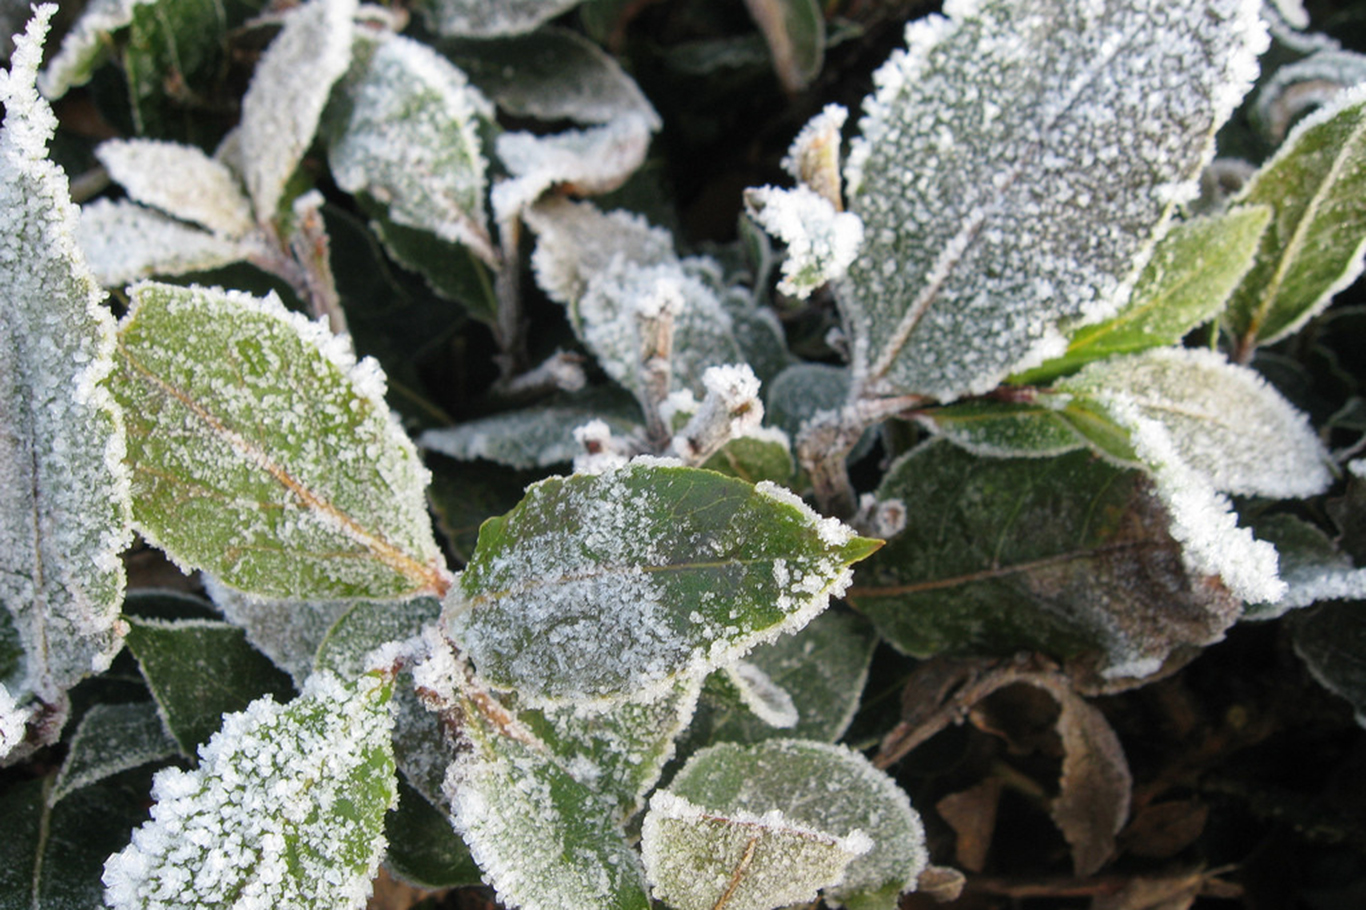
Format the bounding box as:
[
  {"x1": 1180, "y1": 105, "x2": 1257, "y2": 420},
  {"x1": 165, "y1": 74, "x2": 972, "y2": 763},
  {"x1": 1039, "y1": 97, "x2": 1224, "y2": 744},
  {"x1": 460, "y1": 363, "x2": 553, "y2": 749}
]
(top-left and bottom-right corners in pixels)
[
  {"x1": 1253, "y1": 49, "x2": 1366, "y2": 143},
  {"x1": 670, "y1": 364, "x2": 765, "y2": 463},
  {"x1": 745, "y1": 185, "x2": 864, "y2": 298},
  {"x1": 238, "y1": 0, "x2": 357, "y2": 221},
  {"x1": 418, "y1": 0, "x2": 583, "y2": 36},
  {"x1": 102, "y1": 673, "x2": 396, "y2": 910},
  {"x1": 1102, "y1": 395, "x2": 1286, "y2": 605},
  {"x1": 1059, "y1": 348, "x2": 1332, "y2": 498},
  {"x1": 79, "y1": 198, "x2": 256, "y2": 286},
  {"x1": 1352, "y1": 459, "x2": 1366, "y2": 479},
  {"x1": 329, "y1": 32, "x2": 495, "y2": 258},
  {"x1": 840, "y1": 0, "x2": 1268, "y2": 400},
  {"x1": 96, "y1": 139, "x2": 254, "y2": 238},
  {"x1": 724, "y1": 661, "x2": 799, "y2": 728},
  {"x1": 36, "y1": 0, "x2": 148, "y2": 98},
  {"x1": 1269, "y1": 0, "x2": 1310, "y2": 28},
  {"x1": 1, "y1": 5, "x2": 132, "y2": 715},
  {"x1": 642, "y1": 790, "x2": 872, "y2": 910},
  {"x1": 0, "y1": 684, "x2": 33, "y2": 759},
  {"x1": 1273, "y1": 567, "x2": 1366, "y2": 613},
  {"x1": 783, "y1": 103, "x2": 848, "y2": 208},
  {"x1": 756, "y1": 481, "x2": 856, "y2": 550}
]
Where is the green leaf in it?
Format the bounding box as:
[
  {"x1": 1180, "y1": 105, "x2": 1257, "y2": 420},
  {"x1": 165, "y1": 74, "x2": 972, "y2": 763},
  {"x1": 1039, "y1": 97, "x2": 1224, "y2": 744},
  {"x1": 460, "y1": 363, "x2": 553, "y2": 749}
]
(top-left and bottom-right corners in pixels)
[
  {"x1": 916, "y1": 399, "x2": 1088, "y2": 459},
  {"x1": 849, "y1": 440, "x2": 1243, "y2": 680},
  {"x1": 327, "y1": 32, "x2": 496, "y2": 264},
  {"x1": 1292, "y1": 602, "x2": 1366, "y2": 727},
  {"x1": 78, "y1": 198, "x2": 259, "y2": 287},
  {"x1": 361, "y1": 202, "x2": 499, "y2": 323},
  {"x1": 744, "y1": 0, "x2": 825, "y2": 93},
  {"x1": 51, "y1": 702, "x2": 179, "y2": 804},
  {"x1": 702, "y1": 430, "x2": 796, "y2": 485},
  {"x1": 840, "y1": 0, "x2": 1266, "y2": 400},
  {"x1": 448, "y1": 460, "x2": 879, "y2": 706},
  {"x1": 96, "y1": 139, "x2": 254, "y2": 239},
  {"x1": 1011, "y1": 206, "x2": 1272, "y2": 385},
  {"x1": 0, "y1": 7, "x2": 131, "y2": 734},
  {"x1": 38, "y1": 0, "x2": 149, "y2": 99},
  {"x1": 103, "y1": 672, "x2": 397, "y2": 910},
  {"x1": 643, "y1": 739, "x2": 927, "y2": 910},
  {"x1": 1226, "y1": 85, "x2": 1366, "y2": 351},
  {"x1": 415, "y1": 0, "x2": 585, "y2": 37},
  {"x1": 110, "y1": 281, "x2": 449, "y2": 600},
  {"x1": 426, "y1": 459, "x2": 548, "y2": 565},
  {"x1": 1057, "y1": 348, "x2": 1331, "y2": 498},
  {"x1": 519, "y1": 679, "x2": 702, "y2": 820},
  {"x1": 124, "y1": 616, "x2": 295, "y2": 754},
  {"x1": 0, "y1": 770, "x2": 157, "y2": 910},
  {"x1": 1247, "y1": 514, "x2": 1366, "y2": 620},
  {"x1": 448, "y1": 695, "x2": 651, "y2": 910},
  {"x1": 238, "y1": 0, "x2": 355, "y2": 222},
  {"x1": 383, "y1": 778, "x2": 481, "y2": 889},
  {"x1": 313, "y1": 596, "x2": 441, "y2": 679},
  {"x1": 688, "y1": 608, "x2": 877, "y2": 746}
]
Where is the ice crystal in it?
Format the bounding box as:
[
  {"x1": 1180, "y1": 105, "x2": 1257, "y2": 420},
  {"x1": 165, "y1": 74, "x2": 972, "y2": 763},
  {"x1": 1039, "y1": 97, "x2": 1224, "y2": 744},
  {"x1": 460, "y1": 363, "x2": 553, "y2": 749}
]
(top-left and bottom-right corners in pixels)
[
  {"x1": 0, "y1": 684, "x2": 34, "y2": 759},
  {"x1": 96, "y1": 139, "x2": 254, "y2": 238},
  {"x1": 36, "y1": 0, "x2": 147, "y2": 98},
  {"x1": 746, "y1": 185, "x2": 864, "y2": 298},
  {"x1": 416, "y1": 0, "x2": 584, "y2": 37}
]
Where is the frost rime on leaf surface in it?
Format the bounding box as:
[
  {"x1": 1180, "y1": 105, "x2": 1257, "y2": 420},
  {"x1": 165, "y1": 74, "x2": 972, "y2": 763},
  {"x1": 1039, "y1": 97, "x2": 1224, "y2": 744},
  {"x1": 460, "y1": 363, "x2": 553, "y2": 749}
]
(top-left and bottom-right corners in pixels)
[
  {"x1": 78, "y1": 199, "x2": 258, "y2": 287},
  {"x1": 446, "y1": 460, "x2": 878, "y2": 707},
  {"x1": 35, "y1": 0, "x2": 148, "y2": 99},
  {"x1": 96, "y1": 139, "x2": 255, "y2": 239},
  {"x1": 102, "y1": 672, "x2": 396, "y2": 910},
  {"x1": 839, "y1": 0, "x2": 1267, "y2": 401},
  {"x1": 0, "y1": 6, "x2": 131, "y2": 723},
  {"x1": 416, "y1": 0, "x2": 585, "y2": 37},
  {"x1": 109, "y1": 282, "x2": 447, "y2": 600}
]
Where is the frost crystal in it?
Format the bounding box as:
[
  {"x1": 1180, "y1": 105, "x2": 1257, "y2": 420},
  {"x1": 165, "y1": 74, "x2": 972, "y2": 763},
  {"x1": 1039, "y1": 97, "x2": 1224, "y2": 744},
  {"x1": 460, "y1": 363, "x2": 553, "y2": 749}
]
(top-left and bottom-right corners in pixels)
[
  {"x1": 840, "y1": 0, "x2": 1267, "y2": 400},
  {"x1": 782, "y1": 103, "x2": 848, "y2": 208},
  {"x1": 745, "y1": 185, "x2": 864, "y2": 299},
  {"x1": 0, "y1": 5, "x2": 131, "y2": 717},
  {"x1": 0, "y1": 684, "x2": 34, "y2": 759},
  {"x1": 103, "y1": 673, "x2": 396, "y2": 910},
  {"x1": 96, "y1": 139, "x2": 254, "y2": 238},
  {"x1": 36, "y1": 0, "x2": 148, "y2": 98},
  {"x1": 79, "y1": 198, "x2": 258, "y2": 286}
]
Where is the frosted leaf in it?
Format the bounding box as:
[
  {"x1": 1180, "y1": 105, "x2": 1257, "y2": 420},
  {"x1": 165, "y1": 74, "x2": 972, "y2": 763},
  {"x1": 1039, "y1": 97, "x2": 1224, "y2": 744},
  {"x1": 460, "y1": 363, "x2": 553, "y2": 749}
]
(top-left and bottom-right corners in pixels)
[
  {"x1": 207, "y1": 579, "x2": 355, "y2": 684},
  {"x1": 0, "y1": 6, "x2": 132, "y2": 726},
  {"x1": 238, "y1": 0, "x2": 356, "y2": 222},
  {"x1": 328, "y1": 33, "x2": 495, "y2": 262},
  {"x1": 415, "y1": 0, "x2": 584, "y2": 37},
  {"x1": 447, "y1": 699, "x2": 651, "y2": 910},
  {"x1": 916, "y1": 399, "x2": 1089, "y2": 459},
  {"x1": 443, "y1": 26, "x2": 659, "y2": 128},
  {"x1": 0, "y1": 684, "x2": 34, "y2": 760},
  {"x1": 419, "y1": 388, "x2": 644, "y2": 470},
  {"x1": 50, "y1": 702, "x2": 178, "y2": 804},
  {"x1": 1226, "y1": 84, "x2": 1366, "y2": 349},
  {"x1": 492, "y1": 115, "x2": 657, "y2": 221},
  {"x1": 1253, "y1": 48, "x2": 1366, "y2": 144},
  {"x1": 650, "y1": 739, "x2": 928, "y2": 909},
  {"x1": 78, "y1": 198, "x2": 258, "y2": 287},
  {"x1": 722, "y1": 661, "x2": 799, "y2": 729},
  {"x1": 1268, "y1": 0, "x2": 1310, "y2": 29},
  {"x1": 1011, "y1": 205, "x2": 1271, "y2": 385},
  {"x1": 109, "y1": 282, "x2": 449, "y2": 600},
  {"x1": 446, "y1": 460, "x2": 879, "y2": 708},
  {"x1": 1100, "y1": 394, "x2": 1286, "y2": 605},
  {"x1": 1247, "y1": 515, "x2": 1366, "y2": 619},
  {"x1": 1058, "y1": 348, "x2": 1332, "y2": 498},
  {"x1": 745, "y1": 185, "x2": 864, "y2": 298},
  {"x1": 102, "y1": 672, "x2": 397, "y2": 910},
  {"x1": 746, "y1": 0, "x2": 826, "y2": 93},
  {"x1": 1292, "y1": 602, "x2": 1366, "y2": 727},
  {"x1": 525, "y1": 198, "x2": 747, "y2": 401},
  {"x1": 519, "y1": 678, "x2": 702, "y2": 820},
  {"x1": 840, "y1": 0, "x2": 1267, "y2": 400},
  {"x1": 35, "y1": 0, "x2": 147, "y2": 98},
  {"x1": 782, "y1": 103, "x2": 848, "y2": 209},
  {"x1": 641, "y1": 790, "x2": 870, "y2": 910},
  {"x1": 96, "y1": 139, "x2": 254, "y2": 238},
  {"x1": 852, "y1": 440, "x2": 1245, "y2": 681}
]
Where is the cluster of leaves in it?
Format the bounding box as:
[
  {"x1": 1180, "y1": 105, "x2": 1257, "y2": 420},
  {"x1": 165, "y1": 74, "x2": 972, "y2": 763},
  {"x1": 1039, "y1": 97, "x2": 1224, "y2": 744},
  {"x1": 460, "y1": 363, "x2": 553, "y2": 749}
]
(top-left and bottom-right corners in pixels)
[{"x1": 3, "y1": 0, "x2": 1366, "y2": 908}]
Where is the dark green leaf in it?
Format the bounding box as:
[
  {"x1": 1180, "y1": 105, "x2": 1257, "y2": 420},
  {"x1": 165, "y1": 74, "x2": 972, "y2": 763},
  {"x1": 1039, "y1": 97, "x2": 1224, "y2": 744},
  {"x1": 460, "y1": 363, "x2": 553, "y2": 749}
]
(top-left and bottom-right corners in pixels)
[
  {"x1": 384, "y1": 778, "x2": 481, "y2": 889},
  {"x1": 51, "y1": 702, "x2": 178, "y2": 804},
  {"x1": 1293, "y1": 602, "x2": 1366, "y2": 727}
]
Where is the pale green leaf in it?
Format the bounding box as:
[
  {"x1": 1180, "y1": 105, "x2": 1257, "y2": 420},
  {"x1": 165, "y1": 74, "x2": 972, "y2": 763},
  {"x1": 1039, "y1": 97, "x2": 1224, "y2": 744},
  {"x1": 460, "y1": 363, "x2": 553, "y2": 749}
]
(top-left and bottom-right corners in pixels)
[
  {"x1": 103, "y1": 672, "x2": 397, "y2": 910},
  {"x1": 1292, "y1": 602, "x2": 1366, "y2": 728},
  {"x1": 420, "y1": 388, "x2": 644, "y2": 470},
  {"x1": 745, "y1": 185, "x2": 863, "y2": 298},
  {"x1": 447, "y1": 460, "x2": 879, "y2": 707},
  {"x1": 0, "y1": 7, "x2": 131, "y2": 728},
  {"x1": 238, "y1": 0, "x2": 356, "y2": 222},
  {"x1": 492, "y1": 116, "x2": 657, "y2": 220},
  {"x1": 313, "y1": 596, "x2": 440, "y2": 678},
  {"x1": 916, "y1": 399, "x2": 1088, "y2": 459},
  {"x1": 645, "y1": 739, "x2": 927, "y2": 910},
  {"x1": 689, "y1": 609, "x2": 878, "y2": 746},
  {"x1": 850, "y1": 440, "x2": 1244, "y2": 680},
  {"x1": 35, "y1": 0, "x2": 146, "y2": 98},
  {"x1": 96, "y1": 139, "x2": 254, "y2": 239},
  {"x1": 50, "y1": 702, "x2": 178, "y2": 805},
  {"x1": 1226, "y1": 84, "x2": 1366, "y2": 350},
  {"x1": 78, "y1": 199, "x2": 259, "y2": 287},
  {"x1": 519, "y1": 679, "x2": 702, "y2": 820},
  {"x1": 124, "y1": 616, "x2": 294, "y2": 754},
  {"x1": 702, "y1": 429, "x2": 796, "y2": 485},
  {"x1": 1058, "y1": 347, "x2": 1332, "y2": 498},
  {"x1": 1011, "y1": 206, "x2": 1272, "y2": 385},
  {"x1": 415, "y1": 0, "x2": 584, "y2": 37},
  {"x1": 328, "y1": 32, "x2": 495, "y2": 262},
  {"x1": 447, "y1": 697, "x2": 651, "y2": 910},
  {"x1": 525, "y1": 198, "x2": 748, "y2": 403},
  {"x1": 110, "y1": 281, "x2": 449, "y2": 600},
  {"x1": 840, "y1": 0, "x2": 1266, "y2": 400}
]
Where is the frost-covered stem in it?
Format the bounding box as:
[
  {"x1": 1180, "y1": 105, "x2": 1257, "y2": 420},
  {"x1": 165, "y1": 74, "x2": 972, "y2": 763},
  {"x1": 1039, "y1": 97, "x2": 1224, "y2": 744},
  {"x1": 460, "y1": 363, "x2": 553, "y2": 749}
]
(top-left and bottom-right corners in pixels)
[
  {"x1": 493, "y1": 216, "x2": 526, "y2": 381},
  {"x1": 638, "y1": 303, "x2": 676, "y2": 448},
  {"x1": 672, "y1": 364, "x2": 763, "y2": 465},
  {"x1": 287, "y1": 194, "x2": 347, "y2": 336},
  {"x1": 490, "y1": 350, "x2": 587, "y2": 403},
  {"x1": 798, "y1": 393, "x2": 929, "y2": 518}
]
